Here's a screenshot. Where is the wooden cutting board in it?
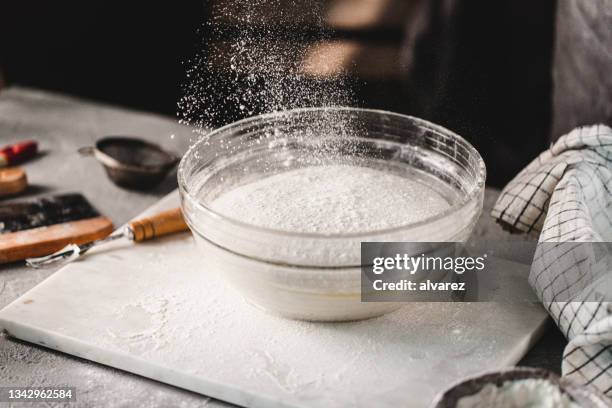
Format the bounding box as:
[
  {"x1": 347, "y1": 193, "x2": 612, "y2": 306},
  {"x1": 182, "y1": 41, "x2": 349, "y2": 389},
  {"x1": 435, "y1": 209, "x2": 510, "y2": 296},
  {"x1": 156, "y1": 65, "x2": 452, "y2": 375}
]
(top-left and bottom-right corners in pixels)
[
  {"x1": 0, "y1": 191, "x2": 549, "y2": 408},
  {"x1": 0, "y1": 193, "x2": 113, "y2": 263}
]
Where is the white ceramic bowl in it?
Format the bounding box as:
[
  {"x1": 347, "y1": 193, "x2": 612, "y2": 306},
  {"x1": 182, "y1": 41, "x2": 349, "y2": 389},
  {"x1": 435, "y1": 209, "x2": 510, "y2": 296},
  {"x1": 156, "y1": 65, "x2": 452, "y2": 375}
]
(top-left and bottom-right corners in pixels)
[{"x1": 178, "y1": 108, "x2": 486, "y2": 321}]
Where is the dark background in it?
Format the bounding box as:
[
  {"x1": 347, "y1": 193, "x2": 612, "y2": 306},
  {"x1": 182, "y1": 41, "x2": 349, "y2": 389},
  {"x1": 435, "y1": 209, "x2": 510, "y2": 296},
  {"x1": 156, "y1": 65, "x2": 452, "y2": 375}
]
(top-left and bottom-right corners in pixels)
[
  {"x1": 0, "y1": 2, "x2": 204, "y2": 114},
  {"x1": 0, "y1": 0, "x2": 557, "y2": 187}
]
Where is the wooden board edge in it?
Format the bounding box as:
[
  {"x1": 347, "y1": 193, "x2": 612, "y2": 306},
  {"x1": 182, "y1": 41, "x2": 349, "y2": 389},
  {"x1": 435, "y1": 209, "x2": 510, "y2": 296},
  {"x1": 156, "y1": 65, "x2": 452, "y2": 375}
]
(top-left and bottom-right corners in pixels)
[{"x1": 0, "y1": 216, "x2": 114, "y2": 263}]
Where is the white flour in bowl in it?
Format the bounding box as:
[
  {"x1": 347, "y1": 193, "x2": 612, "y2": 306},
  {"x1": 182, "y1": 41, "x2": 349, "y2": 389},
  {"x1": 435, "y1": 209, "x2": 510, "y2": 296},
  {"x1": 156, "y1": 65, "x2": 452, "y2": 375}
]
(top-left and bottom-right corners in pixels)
[
  {"x1": 210, "y1": 165, "x2": 451, "y2": 234},
  {"x1": 456, "y1": 379, "x2": 581, "y2": 408}
]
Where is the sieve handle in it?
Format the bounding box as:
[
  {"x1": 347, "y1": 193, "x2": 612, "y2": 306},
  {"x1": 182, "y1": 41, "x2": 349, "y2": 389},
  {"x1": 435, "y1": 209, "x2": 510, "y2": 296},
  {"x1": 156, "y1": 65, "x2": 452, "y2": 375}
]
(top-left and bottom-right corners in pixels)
[{"x1": 128, "y1": 208, "x2": 190, "y2": 242}]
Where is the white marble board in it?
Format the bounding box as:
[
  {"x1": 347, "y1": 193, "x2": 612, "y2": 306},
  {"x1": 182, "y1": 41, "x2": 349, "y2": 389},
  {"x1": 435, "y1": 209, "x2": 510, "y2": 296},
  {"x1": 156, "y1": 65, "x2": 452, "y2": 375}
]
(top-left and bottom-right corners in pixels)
[{"x1": 0, "y1": 191, "x2": 549, "y2": 408}]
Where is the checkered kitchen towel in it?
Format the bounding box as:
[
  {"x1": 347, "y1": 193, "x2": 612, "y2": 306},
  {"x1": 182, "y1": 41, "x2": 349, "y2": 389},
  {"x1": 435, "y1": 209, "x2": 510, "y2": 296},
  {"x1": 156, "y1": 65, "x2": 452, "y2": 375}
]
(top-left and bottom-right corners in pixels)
[{"x1": 492, "y1": 124, "x2": 612, "y2": 397}]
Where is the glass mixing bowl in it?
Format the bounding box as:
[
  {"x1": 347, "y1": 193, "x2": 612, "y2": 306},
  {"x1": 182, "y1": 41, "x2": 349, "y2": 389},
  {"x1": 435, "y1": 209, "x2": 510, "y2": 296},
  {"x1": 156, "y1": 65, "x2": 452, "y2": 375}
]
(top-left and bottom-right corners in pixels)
[{"x1": 178, "y1": 108, "x2": 486, "y2": 321}]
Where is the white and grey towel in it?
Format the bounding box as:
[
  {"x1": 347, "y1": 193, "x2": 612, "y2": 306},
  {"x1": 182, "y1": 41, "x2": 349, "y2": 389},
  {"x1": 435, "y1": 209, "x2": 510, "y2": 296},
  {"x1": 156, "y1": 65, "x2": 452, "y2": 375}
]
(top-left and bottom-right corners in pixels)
[{"x1": 492, "y1": 124, "x2": 612, "y2": 397}]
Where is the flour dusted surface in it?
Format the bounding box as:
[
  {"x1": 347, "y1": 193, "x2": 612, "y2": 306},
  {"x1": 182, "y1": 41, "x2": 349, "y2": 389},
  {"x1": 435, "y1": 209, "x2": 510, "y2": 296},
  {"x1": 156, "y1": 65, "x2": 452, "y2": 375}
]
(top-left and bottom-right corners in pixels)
[{"x1": 210, "y1": 165, "x2": 451, "y2": 234}]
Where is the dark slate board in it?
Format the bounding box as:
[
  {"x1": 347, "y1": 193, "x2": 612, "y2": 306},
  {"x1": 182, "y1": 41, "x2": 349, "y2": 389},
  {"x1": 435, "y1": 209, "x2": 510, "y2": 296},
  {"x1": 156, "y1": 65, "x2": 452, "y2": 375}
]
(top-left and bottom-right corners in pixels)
[{"x1": 0, "y1": 194, "x2": 100, "y2": 233}]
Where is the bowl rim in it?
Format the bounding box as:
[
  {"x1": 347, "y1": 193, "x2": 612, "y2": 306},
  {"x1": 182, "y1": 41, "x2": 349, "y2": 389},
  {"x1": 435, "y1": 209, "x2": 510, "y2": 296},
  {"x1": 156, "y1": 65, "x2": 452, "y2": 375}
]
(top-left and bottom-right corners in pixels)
[{"x1": 177, "y1": 107, "x2": 487, "y2": 239}]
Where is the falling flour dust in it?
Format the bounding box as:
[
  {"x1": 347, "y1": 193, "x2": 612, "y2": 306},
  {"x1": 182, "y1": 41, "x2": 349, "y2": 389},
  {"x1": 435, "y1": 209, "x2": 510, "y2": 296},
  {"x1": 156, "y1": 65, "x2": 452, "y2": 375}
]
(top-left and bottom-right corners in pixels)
[
  {"x1": 210, "y1": 165, "x2": 451, "y2": 234},
  {"x1": 178, "y1": 0, "x2": 356, "y2": 135}
]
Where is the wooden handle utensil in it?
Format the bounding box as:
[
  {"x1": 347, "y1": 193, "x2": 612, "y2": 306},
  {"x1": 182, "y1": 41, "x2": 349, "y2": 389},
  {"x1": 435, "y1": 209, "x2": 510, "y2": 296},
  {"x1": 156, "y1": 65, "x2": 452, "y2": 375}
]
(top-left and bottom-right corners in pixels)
[
  {"x1": 26, "y1": 207, "x2": 190, "y2": 268},
  {"x1": 128, "y1": 208, "x2": 188, "y2": 242}
]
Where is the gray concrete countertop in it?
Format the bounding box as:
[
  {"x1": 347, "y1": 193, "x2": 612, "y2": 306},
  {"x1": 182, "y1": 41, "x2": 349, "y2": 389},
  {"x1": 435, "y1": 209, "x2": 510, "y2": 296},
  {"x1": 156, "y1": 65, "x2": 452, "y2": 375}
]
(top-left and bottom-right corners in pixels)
[{"x1": 0, "y1": 87, "x2": 565, "y2": 407}]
